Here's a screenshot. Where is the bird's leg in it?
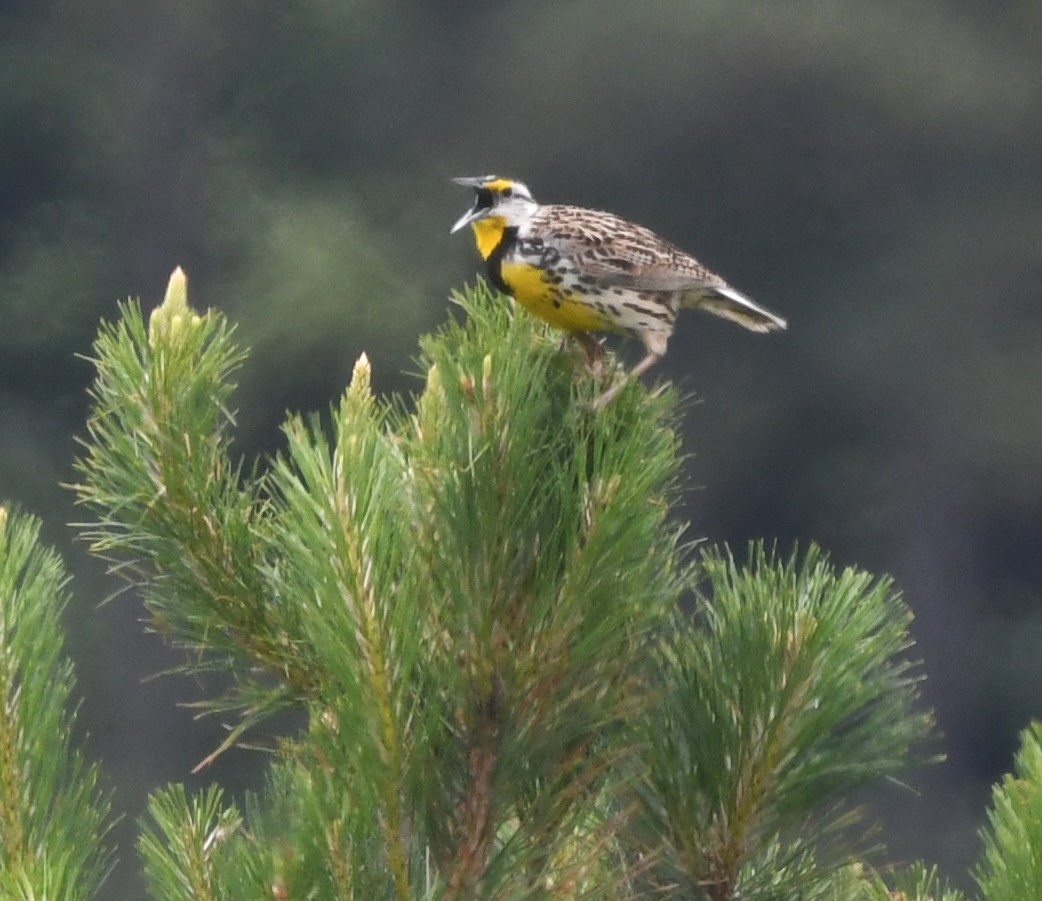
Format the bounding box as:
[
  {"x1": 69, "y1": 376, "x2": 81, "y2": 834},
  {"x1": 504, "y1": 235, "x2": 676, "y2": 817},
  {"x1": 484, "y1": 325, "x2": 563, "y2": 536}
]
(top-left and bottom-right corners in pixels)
[
  {"x1": 629, "y1": 350, "x2": 662, "y2": 381},
  {"x1": 591, "y1": 351, "x2": 661, "y2": 410}
]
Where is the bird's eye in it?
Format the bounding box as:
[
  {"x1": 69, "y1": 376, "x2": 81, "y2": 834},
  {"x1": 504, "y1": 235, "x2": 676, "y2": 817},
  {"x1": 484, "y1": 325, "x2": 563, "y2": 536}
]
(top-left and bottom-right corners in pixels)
[{"x1": 502, "y1": 187, "x2": 513, "y2": 198}]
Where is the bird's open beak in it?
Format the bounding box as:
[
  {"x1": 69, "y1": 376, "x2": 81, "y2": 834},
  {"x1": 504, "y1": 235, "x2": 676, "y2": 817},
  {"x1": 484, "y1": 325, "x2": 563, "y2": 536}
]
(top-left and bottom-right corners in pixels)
[
  {"x1": 450, "y1": 176, "x2": 494, "y2": 234},
  {"x1": 450, "y1": 203, "x2": 485, "y2": 235},
  {"x1": 452, "y1": 176, "x2": 490, "y2": 188}
]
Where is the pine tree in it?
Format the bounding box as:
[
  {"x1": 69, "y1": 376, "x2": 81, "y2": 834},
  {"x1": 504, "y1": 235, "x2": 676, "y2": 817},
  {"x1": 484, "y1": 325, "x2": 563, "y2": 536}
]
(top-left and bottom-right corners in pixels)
[
  {"x1": 0, "y1": 268, "x2": 1038, "y2": 897},
  {"x1": 0, "y1": 507, "x2": 112, "y2": 897}
]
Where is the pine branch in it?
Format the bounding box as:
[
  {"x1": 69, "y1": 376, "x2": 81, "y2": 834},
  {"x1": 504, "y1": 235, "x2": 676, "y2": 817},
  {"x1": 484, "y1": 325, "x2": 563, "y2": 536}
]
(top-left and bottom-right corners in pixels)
[
  {"x1": 879, "y1": 862, "x2": 965, "y2": 900},
  {"x1": 139, "y1": 785, "x2": 241, "y2": 901},
  {"x1": 402, "y1": 285, "x2": 687, "y2": 897},
  {"x1": 629, "y1": 543, "x2": 937, "y2": 899},
  {"x1": 0, "y1": 506, "x2": 113, "y2": 898},
  {"x1": 71, "y1": 272, "x2": 689, "y2": 896},
  {"x1": 975, "y1": 721, "x2": 1042, "y2": 900},
  {"x1": 71, "y1": 269, "x2": 312, "y2": 733}
]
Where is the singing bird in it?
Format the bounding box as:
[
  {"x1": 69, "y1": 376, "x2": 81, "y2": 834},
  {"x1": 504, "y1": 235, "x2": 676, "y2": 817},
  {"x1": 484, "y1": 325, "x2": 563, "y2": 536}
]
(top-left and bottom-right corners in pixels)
[{"x1": 451, "y1": 175, "x2": 786, "y2": 408}]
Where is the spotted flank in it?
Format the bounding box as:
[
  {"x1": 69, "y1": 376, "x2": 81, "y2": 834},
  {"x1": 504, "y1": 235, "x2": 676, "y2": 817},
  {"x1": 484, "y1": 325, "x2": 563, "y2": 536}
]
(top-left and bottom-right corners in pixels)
[{"x1": 450, "y1": 175, "x2": 787, "y2": 407}]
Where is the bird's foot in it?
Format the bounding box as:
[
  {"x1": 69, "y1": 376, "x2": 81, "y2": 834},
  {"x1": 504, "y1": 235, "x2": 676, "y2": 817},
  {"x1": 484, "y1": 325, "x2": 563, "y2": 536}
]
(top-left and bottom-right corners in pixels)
[
  {"x1": 573, "y1": 333, "x2": 608, "y2": 378},
  {"x1": 589, "y1": 351, "x2": 662, "y2": 411},
  {"x1": 590, "y1": 377, "x2": 628, "y2": 410}
]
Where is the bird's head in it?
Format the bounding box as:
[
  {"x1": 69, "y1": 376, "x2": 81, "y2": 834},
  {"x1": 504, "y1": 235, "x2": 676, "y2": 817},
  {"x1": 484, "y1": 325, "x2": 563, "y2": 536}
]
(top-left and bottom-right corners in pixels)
[{"x1": 450, "y1": 176, "x2": 538, "y2": 256}]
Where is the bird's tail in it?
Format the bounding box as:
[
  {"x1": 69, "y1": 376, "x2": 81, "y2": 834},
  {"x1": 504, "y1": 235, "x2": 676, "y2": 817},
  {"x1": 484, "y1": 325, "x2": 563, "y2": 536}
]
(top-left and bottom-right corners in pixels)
[{"x1": 682, "y1": 284, "x2": 787, "y2": 332}]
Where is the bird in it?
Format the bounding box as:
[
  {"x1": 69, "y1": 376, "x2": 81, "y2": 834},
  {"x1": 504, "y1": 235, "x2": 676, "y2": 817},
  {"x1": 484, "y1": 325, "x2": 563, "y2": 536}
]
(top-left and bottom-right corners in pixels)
[{"x1": 450, "y1": 175, "x2": 787, "y2": 408}]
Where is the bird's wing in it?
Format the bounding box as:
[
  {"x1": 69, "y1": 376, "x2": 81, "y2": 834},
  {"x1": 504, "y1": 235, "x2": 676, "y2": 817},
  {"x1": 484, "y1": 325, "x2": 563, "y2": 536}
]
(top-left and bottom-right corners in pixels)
[{"x1": 539, "y1": 206, "x2": 724, "y2": 291}]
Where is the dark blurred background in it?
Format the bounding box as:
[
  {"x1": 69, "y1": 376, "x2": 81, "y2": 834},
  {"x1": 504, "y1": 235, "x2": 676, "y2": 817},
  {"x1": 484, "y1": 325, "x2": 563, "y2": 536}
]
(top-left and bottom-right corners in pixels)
[{"x1": 2, "y1": 1, "x2": 1040, "y2": 896}]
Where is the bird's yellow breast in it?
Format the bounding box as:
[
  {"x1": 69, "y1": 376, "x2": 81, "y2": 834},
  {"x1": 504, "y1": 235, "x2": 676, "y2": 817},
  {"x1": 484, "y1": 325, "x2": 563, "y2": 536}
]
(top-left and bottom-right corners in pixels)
[
  {"x1": 499, "y1": 261, "x2": 615, "y2": 333},
  {"x1": 466, "y1": 217, "x2": 615, "y2": 333}
]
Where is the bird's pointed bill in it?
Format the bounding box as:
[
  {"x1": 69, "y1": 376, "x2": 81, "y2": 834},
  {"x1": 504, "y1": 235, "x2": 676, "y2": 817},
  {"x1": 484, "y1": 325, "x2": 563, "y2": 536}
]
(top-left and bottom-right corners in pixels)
[
  {"x1": 451, "y1": 198, "x2": 493, "y2": 234},
  {"x1": 452, "y1": 175, "x2": 493, "y2": 188}
]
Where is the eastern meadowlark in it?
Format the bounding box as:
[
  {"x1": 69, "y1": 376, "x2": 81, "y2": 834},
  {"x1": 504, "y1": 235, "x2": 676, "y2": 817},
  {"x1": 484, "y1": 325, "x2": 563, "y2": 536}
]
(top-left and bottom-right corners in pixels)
[{"x1": 451, "y1": 175, "x2": 787, "y2": 408}]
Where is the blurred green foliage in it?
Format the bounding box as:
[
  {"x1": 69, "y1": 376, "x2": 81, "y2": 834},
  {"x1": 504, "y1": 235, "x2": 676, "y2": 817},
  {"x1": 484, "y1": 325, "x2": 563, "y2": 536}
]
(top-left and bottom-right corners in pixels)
[{"x1": 1, "y1": 1, "x2": 1040, "y2": 895}]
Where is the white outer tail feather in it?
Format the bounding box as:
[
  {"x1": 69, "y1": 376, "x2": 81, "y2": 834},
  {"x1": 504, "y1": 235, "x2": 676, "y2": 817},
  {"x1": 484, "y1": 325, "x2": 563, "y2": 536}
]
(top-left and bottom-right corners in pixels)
[{"x1": 683, "y1": 283, "x2": 788, "y2": 333}]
